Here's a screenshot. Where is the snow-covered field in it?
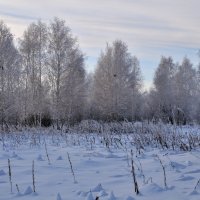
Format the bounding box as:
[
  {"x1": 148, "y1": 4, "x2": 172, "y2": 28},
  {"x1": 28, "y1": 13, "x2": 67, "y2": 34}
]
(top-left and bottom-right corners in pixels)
[{"x1": 1, "y1": 123, "x2": 200, "y2": 200}]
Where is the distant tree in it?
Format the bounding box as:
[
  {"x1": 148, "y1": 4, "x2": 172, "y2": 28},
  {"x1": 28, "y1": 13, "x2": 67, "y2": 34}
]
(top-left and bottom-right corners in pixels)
[
  {"x1": 0, "y1": 21, "x2": 22, "y2": 129},
  {"x1": 47, "y1": 17, "x2": 85, "y2": 128},
  {"x1": 84, "y1": 73, "x2": 95, "y2": 119},
  {"x1": 128, "y1": 56, "x2": 142, "y2": 120},
  {"x1": 153, "y1": 57, "x2": 176, "y2": 123},
  {"x1": 144, "y1": 88, "x2": 159, "y2": 122},
  {"x1": 195, "y1": 61, "x2": 200, "y2": 123},
  {"x1": 175, "y1": 57, "x2": 198, "y2": 124},
  {"x1": 19, "y1": 20, "x2": 48, "y2": 126},
  {"x1": 93, "y1": 40, "x2": 142, "y2": 120},
  {"x1": 61, "y1": 46, "x2": 85, "y2": 125}
]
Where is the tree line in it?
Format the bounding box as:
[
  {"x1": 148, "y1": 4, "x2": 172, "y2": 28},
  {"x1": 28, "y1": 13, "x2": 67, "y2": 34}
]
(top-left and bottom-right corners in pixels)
[{"x1": 0, "y1": 18, "x2": 200, "y2": 129}]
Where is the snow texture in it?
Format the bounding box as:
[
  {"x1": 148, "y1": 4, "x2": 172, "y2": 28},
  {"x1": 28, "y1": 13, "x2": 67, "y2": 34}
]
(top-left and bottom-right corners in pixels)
[{"x1": 0, "y1": 129, "x2": 200, "y2": 200}]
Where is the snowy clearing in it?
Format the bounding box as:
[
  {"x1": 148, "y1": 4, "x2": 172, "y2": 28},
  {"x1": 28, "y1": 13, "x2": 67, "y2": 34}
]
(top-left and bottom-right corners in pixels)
[{"x1": 1, "y1": 124, "x2": 200, "y2": 200}]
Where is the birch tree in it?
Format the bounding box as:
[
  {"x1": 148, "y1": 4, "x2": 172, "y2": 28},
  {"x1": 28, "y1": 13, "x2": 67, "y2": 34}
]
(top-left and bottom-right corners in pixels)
[
  {"x1": 47, "y1": 17, "x2": 85, "y2": 128},
  {"x1": 19, "y1": 20, "x2": 48, "y2": 125},
  {"x1": 153, "y1": 57, "x2": 176, "y2": 123},
  {"x1": 175, "y1": 57, "x2": 198, "y2": 123},
  {"x1": 195, "y1": 62, "x2": 200, "y2": 123},
  {"x1": 0, "y1": 21, "x2": 22, "y2": 129},
  {"x1": 93, "y1": 40, "x2": 142, "y2": 120}
]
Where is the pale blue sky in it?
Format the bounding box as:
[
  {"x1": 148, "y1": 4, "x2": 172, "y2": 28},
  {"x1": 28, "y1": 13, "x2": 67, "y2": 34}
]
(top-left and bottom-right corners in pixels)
[{"x1": 0, "y1": 0, "x2": 200, "y2": 89}]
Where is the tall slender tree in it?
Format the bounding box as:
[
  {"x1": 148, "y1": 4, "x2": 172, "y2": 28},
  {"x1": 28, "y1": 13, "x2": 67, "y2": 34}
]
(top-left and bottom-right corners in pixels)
[
  {"x1": 19, "y1": 20, "x2": 48, "y2": 125},
  {"x1": 93, "y1": 40, "x2": 142, "y2": 120},
  {"x1": 47, "y1": 17, "x2": 85, "y2": 128},
  {"x1": 0, "y1": 21, "x2": 21, "y2": 129},
  {"x1": 153, "y1": 57, "x2": 176, "y2": 123},
  {"x1": 175, "y1": 57, "x2": 198, "y2": 123}
]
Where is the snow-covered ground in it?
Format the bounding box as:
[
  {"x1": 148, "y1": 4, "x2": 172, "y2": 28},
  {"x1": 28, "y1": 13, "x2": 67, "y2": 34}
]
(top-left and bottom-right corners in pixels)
[{"x1": 1, "y1": 125, "x2": 200, "y2": 200}]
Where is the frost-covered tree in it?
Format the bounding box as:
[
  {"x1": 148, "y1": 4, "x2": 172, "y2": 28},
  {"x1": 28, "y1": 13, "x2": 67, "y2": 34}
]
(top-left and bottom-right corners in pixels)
[
  {"x1": 128, "y1": 56, "x2": 142, "y2": 120},
  {"x1": 175, "y1": 57, "x2": 198, "y2": 123},
  {"x1": 84, "y1": 73, "x2": 95, "y2": 119},
  {"x1": 34, "y1": 20, "x2": 49, "y2": 126},
  {"x1": 93, "y1": 40, "x2": 142, "y2": 120},
  {"x1": 61, "y1": 47, "x2": 85, "y2": 125},
  {"x1": 153, "y1": 57, "x2": 176, "y2": 123},
  {"x1": 195, "y1": 62, "x2": 200, "y2": 123},
  {"x1": 144, "y1": 88, "x2": 159, "y2": 122},
  {"x1": 47, "y1": 17, "x2": 85, "y2": 128},
  {"x1": 19, "y1": 20, "x2": 48, "y2": 126},
  {"x1": 151, "y1": 56, "x2": 199, "y2": 124},
  {"x1": 0, "y1": 21, "x2": 22, "y2": 129}
]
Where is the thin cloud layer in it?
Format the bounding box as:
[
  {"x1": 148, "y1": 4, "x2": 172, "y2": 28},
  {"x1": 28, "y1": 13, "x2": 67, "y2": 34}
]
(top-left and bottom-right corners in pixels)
[{"x1": 0, "y1": 0, "x2": 200, "y2": 89}]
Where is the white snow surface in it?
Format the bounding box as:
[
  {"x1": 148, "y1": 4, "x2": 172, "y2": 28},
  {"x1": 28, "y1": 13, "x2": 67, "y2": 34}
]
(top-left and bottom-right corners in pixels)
[{"x1": 0, "y1": 128, "x2": 200, "y2": 200}]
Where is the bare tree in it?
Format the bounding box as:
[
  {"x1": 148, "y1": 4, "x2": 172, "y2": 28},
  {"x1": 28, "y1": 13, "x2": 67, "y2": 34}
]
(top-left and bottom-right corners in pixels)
[
  {"x1": 0, "y1": 21, "x2": 21, "y2": 129},
  {"x1": 47, "y1": 17, "x2": 85, "y2": 128},
  {"x1": 128, "y1": 56, "x2": 142, "y2": 120},
  {"x1": 175, "y1": 57, "x2": 198, "y2": 124},
  {"x1": 19, "y1": 20, "x2": 48, "y2": 126},
  {"x1": 153, "y1": 57, "x2": 176, "y2": 123},
  {"x1": 93, "y1": 40, "x2": 142, "y2": 120}
]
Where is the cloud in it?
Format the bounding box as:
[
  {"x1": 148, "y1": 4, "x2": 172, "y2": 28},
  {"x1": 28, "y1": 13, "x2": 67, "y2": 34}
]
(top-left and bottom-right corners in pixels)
[{"x1": 0, "y1": 0, "x2": 200, "y2": 89}]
